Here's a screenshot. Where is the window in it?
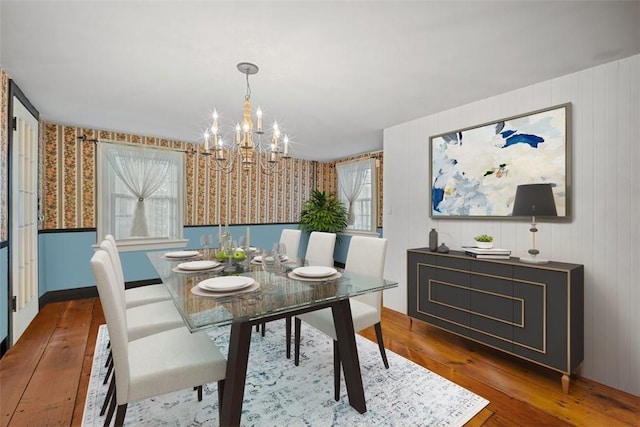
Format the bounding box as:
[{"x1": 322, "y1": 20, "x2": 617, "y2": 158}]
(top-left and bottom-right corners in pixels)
[
  {"x1": 97, "y1": 142, "x2": 186, "y2": 251},
  {"x1": 336, "y1": 158, "x2": 377, "y2": 233}
]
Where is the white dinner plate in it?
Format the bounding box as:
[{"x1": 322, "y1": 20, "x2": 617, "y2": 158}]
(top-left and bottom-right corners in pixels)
[
  {"x1": 177, "y1": 260, "x2": 220, "y2": 271},
  {"x1": 253, "y1": 255, "x2": 288, "y2": 263},
  {"x1": 287, "y1": 271, "x2": 342, "y2": 282},
  {"x1": 292, "y1": 266, "x2": 337, "y2": 278},
  {"x1": 198, "y1": 276, "x2": 254, "y2": 292},
  {"x1": 191, "y1": 281, "x2": 260, "y2": 298},
  {"x1": 164, "y1": 250, "x2": 200, "y2": 259}
]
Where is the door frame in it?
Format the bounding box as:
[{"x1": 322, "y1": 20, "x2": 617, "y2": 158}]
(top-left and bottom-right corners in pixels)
[{"x1": 6, "y1": 79, "x2": 40, "y2": 348}]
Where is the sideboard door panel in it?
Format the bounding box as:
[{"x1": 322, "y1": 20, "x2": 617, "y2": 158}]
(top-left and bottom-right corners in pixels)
[{"x1": 469, "y1": 274, "x2": 514, "y2": 352}]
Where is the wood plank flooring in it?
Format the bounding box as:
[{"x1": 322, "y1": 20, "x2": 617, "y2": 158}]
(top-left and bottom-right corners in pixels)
[{"x1": 1, "y1": 298, "x2": 637, "y2": 426}]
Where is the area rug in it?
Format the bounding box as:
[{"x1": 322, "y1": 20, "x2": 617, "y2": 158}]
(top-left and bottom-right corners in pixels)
[{"x1": 82, "y1": 319, "x2": 488, "y2": 426}]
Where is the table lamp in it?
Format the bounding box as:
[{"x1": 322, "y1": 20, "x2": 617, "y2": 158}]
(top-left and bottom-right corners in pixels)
[{"x1": 512, "y1": 183, "x2": 557, "y2": 264}]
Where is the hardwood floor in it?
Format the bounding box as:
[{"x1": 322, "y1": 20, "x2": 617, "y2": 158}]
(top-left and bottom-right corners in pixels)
[{"x1": 1, "y1": 298, "x2": 638, "y2": 426}]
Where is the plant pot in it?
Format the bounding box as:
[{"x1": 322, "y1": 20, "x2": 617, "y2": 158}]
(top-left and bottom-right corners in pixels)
[{"x1": 475, "y1": 241, "x2": 493, "y2": 249}]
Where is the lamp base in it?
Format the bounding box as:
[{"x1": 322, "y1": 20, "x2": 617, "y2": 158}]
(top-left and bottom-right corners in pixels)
[{"x1": 518, "y1": 256, "x2": 549, "y2": 264}]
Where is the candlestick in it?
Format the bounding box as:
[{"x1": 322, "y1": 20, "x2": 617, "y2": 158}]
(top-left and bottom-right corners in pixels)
[{"x1": 246, "y1": 226, "x2": 251, "y2": 248}]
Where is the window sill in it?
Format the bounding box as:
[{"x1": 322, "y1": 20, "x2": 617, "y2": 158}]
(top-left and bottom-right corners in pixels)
[
  {"x1": 92, "y1": 238, "x2": 189, "y2": 252},
  {"x1": 339, "y1": 230, "x2": 380, "y2": 238}
]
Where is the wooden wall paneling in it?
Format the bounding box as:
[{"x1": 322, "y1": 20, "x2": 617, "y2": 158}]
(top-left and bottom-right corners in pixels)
[{"x1": 383, "y1": 55, "x2": 640, "y2": 394}]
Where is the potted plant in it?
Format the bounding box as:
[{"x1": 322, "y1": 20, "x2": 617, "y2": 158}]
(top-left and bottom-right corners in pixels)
[
  {"x1": 474, "y1": 234, "x2": 494, "y2": 249},
  {"x1": 299, "y1": 190, "x2": 348, "y2": 235}
]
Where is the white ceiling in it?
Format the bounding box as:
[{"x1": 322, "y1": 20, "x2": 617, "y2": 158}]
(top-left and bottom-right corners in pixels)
[{"x1": 1, "y1": 1, "x2": 638, "y2": 161}]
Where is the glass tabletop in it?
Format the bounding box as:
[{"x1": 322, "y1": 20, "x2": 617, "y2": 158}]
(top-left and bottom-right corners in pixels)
[{"x1": 147, "y1": 250, "x2": 398, "y2": 332}]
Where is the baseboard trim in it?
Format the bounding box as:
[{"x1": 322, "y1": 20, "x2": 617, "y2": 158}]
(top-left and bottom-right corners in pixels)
[
  {"x1": 38, "y1": 278, "x2": 163, "y2": 307},
  {"x1": 0, "y1": 337, "x2": 7, "y2": 358}
]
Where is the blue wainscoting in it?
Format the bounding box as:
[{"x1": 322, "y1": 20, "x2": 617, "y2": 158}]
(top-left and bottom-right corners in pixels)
[{"x1": 36, "y1": 224, "x2": 322, "y2": 293}]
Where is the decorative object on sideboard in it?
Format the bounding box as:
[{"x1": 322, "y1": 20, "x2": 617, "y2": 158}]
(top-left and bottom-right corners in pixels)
[
  {"x1": 436, "y1": 243, "x2": 449, "y2": 253},
  {"x1": 198, "y1": 62, "x2": 292, "y2": 175},
  {"x1": 512, "y1": 183, "x2": 557, "y2": 264},
  {"x1": 473, "y1": 234, "x2": 493, "y2": 249},
  {"x1": 429, "y1": 228, "x2": 438, "y2": 251}
]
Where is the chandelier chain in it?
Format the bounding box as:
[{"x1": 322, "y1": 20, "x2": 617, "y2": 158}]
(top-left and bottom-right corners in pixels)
[{"x1": 245, "y1": 72, "x2": 251, "y2": 101}]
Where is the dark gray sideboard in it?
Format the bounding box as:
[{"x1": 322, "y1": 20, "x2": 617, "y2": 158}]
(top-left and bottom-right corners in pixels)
[{"x1": 407, "y1": 248, "x2": 584, "y2": 393}]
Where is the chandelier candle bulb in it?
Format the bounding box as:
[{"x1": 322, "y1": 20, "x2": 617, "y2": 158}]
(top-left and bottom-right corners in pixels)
[
  {"x1": 235, "y1": 124, "x2": 241, "y2": 143},
  {"x1": 256, "y1": 107, "x2": 263, "y2": 133},
  {"x1": 284, "y1": 136, "x2": 289, "y2": 157},
  {"x1": 204, "y1": 132, "x2": 210, "y2": 152}
]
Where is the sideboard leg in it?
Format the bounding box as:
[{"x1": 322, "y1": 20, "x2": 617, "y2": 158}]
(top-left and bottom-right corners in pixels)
[
  {"x1": 409, "y1": 318, "x2": 413, "y2": 331},
  {"x1": 561, "y1": 374, "x2": 570, "y2": 394},
  {"x1": 574, "y1": 363, "x2": 583, "y2": 377}
]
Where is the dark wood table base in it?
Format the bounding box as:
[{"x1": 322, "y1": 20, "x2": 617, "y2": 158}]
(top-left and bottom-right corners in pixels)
[{"x1": 219, "y1": 298, "x2": 366, "y2": 426}]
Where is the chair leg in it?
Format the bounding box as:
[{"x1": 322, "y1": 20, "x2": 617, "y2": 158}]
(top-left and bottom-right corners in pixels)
[
  {"x1": 103, "y1": 357, "x2": 114, "y2": 385},
  {"x1": 294, "y1": 317, "x2": 302, "y2": 366},
  {"x1": 333, "y1": 340, "x2": 341, "y2": 401},
  {"x1": 104, "y1": 387, "x2": 117, "y2": 427},
  {"x1": 104, "y1": 348, "x2": 112, "y2": 368},
  {"x1": 100, "y1": 375, "x2": 115, "y2": 416},
  {"x1": 217, "y1": 379, "x2": 225, "y2": 421},
  {"x1": 197, "y1": 385, "x2": 203, "y2": 401},
  {"x1": 374, "y1": 322, "x2": 389, "y2": 369},
  {"x1": 285, "y1": 316, "x2": 292, "y2": 359},
  {"x1": 114, "y1": 403, "x2": 128, "y2": 427}
]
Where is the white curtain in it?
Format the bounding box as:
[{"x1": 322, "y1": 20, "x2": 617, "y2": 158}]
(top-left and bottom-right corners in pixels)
[
  {"x1": 337, "y1": 160, "x2": 369, "y2": 225},
  {"x1": 100, "y1": 143, "x2": 173, "y2": 237}
]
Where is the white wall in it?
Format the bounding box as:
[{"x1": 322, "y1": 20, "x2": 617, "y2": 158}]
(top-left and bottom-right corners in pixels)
[{"x1": 382, "y1": 55, "x2": 639, "y2": 395}]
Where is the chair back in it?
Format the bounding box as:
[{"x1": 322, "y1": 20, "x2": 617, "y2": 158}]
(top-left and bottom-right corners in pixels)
[
  {"x1": 103, "y1": 235, "x2": 125, "y2": 285},
  {"x1": 346, "y1": 236, "x2": 388, "y2": 310},
  {"x1": 90, "y1": 249, "x2": 131, "y2": 400},
  {"x1": 99, "y1": 239, "x2": 127, "y2": 309},
  {"x1": 280, "y1": 229, "x2": 302, "y2": 259},
  {"x1": 305, "y1": 231, "x2": 336, "y2": 267}
]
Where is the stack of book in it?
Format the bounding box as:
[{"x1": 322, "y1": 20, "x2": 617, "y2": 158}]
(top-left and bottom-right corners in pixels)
[{"x1": 464, "y1": 247, "x2": 511, "y2": 259}]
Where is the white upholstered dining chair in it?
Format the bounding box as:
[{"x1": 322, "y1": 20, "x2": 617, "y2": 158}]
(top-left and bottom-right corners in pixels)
[
  {"x1": 304, "y1": 231, "x2": 337, "y2": 267},
  {"x1": 91, "y1": 249, "x2": 227, "y2": 426},
  {"x1": 294, "y1": 236, "x2": 389, "y2": 400},
  {"x1": 103, "y1": 235, "x2": 172, "y2": 308},
  {"x1": 280, "y1": 229, "x2": 302, "y2": 259}
]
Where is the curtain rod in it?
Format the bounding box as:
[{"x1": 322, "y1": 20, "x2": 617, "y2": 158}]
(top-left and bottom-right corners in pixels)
[{"x1": 77, "y1": 135, "x2": 192, "y2": 154}]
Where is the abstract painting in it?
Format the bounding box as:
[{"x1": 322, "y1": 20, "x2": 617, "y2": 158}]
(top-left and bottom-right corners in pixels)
[{"x1": 430, "y1": 103, "x2": 570, "y2": 218}]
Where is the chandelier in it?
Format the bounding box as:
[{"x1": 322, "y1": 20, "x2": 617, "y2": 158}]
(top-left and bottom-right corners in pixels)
[{"x1": 201, "y1": 62, "x2": 291, "y2": 174}]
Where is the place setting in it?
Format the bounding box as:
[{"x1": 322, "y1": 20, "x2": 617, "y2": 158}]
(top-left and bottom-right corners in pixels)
[
  {"x1": 288, "y1": 266, "x2": 342, "y2": 282},
  {"x1": 172, "y1": 260, "x2": 224, "y2": 274},
  {"x1": 191, "y1": 275, "x2": 260, "y2": 298},
  {"x1": 161, "y1": 250, "x2": 202, "y2": 261}
]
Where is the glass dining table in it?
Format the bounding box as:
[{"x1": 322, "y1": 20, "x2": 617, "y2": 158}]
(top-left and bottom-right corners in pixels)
[{"x1": 146, "y1": 250, "x2": 398, "y2": 426}]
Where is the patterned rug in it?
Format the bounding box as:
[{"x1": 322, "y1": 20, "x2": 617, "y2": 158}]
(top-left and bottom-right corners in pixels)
[{"x1": 82, "y1": 319, "x2": 488, "y2": 426}]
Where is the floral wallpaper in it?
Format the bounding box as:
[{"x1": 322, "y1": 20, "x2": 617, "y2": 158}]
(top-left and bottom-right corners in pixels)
[
  {"x1": 41, "y1": 123, "x2": 317, "y2": 229},
  {"x1": 4, "y1": 98, "x2": 384, "y2": 234}
]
